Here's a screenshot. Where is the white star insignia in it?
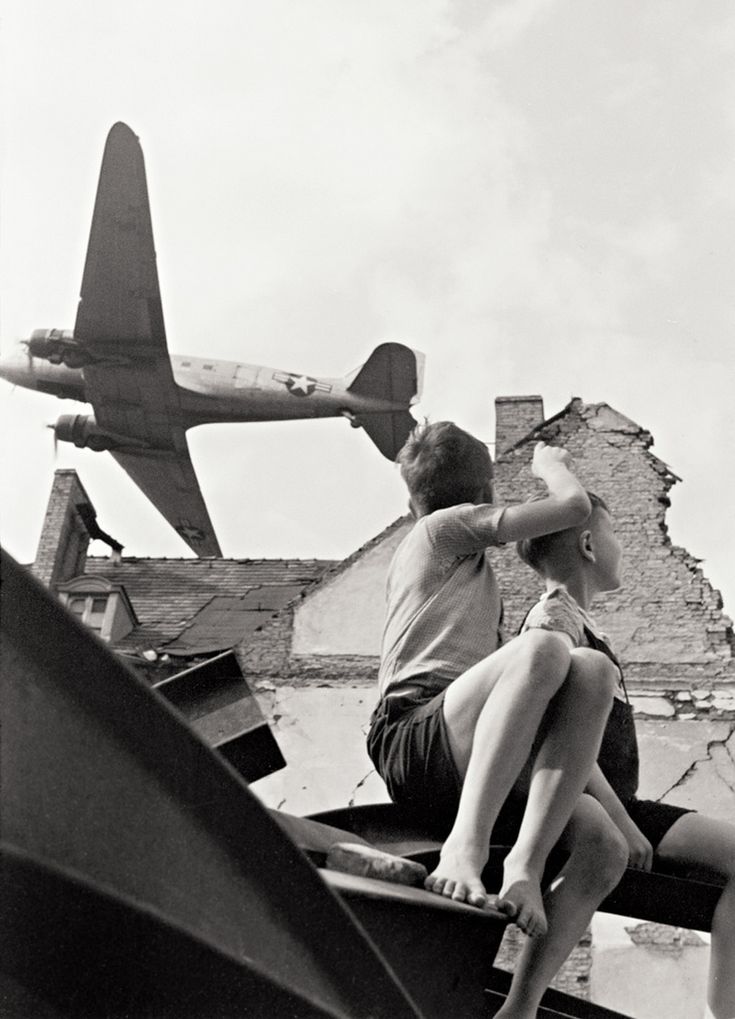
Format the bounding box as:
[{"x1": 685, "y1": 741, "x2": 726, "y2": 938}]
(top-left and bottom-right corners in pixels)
[{"x1": 288, "y1": 374, "x2": 314, "y2": 395}]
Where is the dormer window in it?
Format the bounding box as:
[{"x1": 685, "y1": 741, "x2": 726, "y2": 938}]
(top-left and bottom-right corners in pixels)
[
  {"x1": 67, "y1": 594, "x2": 109, "y2": 635},
  {"x1": 58, "y1": 575, "x2": 138, "y2": 642}
]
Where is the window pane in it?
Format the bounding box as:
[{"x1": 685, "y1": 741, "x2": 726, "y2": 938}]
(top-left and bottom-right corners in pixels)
[
  {"x1": 91, "y1": 597, "x2": 108, "y2": 614},
  {"x1": 68, "y1": 598, "x2": 86, "y2": 615}
]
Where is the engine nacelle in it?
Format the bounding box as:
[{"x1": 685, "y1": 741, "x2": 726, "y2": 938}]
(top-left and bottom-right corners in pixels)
[
  {"x1": 29, "y1": 329, "x2": 91, "y2": 369},
  {"x1": 53, "y1": 414, "x2": 141, "y2": 453}
]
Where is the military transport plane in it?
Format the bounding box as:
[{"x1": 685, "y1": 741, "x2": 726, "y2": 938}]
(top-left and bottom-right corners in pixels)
[{"x1": 0, "y1": 123, "x2": 424, "y2": 557}]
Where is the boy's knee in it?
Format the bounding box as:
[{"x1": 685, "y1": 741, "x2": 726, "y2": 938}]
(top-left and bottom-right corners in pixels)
[
  {"x1": 574, "y1": 817, "x2": 629, "y2": 893},
  {"x1": 599, "y1": 828, "x2": 629, "y2": 890},
  {"x1": 517, "y1": 629, "x2": 571, "y2": 688},
  {"x1": 568, "y1": 648, "x2": 619, "y2": 704}
]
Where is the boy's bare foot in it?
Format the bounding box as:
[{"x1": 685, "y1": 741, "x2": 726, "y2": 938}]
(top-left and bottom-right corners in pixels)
[
  {"x1": 499, "y1": 858, "x2": 547, "y2": 937},
  {"x1": 424, "y1": 842, "x2": 489, "y2": 907},
  {"x1": 424, "y1": 844, "x2": 515, "y2": 915}
]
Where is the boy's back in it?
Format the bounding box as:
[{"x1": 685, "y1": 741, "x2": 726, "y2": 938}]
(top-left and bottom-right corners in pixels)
[{"x1": 378, "y1": 502, "x2": 506, "y2": 697}]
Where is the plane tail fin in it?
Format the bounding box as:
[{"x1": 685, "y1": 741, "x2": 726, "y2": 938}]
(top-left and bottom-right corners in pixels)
[
  {"x1": 346, "y1": 342, "x2": 423, "y2": 407},
  {"x1": 345, "y1": 343, "x2": 423, "y2": 460},
  {"x1": 356, "y1": 410, "x2": 418, "y2": 461}
]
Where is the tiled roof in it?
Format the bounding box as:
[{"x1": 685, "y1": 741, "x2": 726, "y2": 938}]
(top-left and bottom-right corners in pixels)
[
  {"x1": 84, "y1": 556, "x2": 335, "y2": 651},
  {"x1": 163, "y1": 588, "x2": 307, "y2": 656}
]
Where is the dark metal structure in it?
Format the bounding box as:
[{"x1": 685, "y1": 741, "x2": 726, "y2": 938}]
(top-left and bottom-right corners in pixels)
[
  {"x1": 0, "y1": 550, "x2": 423, "y2": 1017},
  {"x1": 1, "y1": 548, "x2": 724, "y2": 1017}
]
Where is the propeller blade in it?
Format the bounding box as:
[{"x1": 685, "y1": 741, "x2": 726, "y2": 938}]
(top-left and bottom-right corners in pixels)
[
  {"x1": 45, "y1": 422, "x2": 59, "y2": 458},
  {"x1": 21, "y1": 339, "x2": 35, "y2": 375}
]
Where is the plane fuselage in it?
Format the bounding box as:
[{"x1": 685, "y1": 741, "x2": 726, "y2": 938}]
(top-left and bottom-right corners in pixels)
[{"x1": 0, "y1": 343, "x2": 410, "y2": 431}]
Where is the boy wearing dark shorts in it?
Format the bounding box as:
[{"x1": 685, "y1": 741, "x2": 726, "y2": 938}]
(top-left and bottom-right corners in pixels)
[
  {"x1": 518, "y1": 494, "x2": 735, "y2": 1019},
  {"x1": 369, "y1": 422, "x2": 634, "y2": 1017}
]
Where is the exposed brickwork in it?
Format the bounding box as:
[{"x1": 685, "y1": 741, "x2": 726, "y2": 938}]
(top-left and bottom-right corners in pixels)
[
  {"x1": 32, "y1": 470, "x2": 94, "y2": 588},
  {"x1": 495, "y1": 395, "x2": 545, "y2": 454},
  {"x1": 496, "y1": 925, "x2": 593, "y2": 1001},
  {"x1": 624, "y1": 922, "x2": 705, "y2": 954},
  {"x1": 491, "y1": 400, "x2": 734, "y2": 685},
  {"x1": 238, "y1": 606, "x2": 295, "y2": 678}
]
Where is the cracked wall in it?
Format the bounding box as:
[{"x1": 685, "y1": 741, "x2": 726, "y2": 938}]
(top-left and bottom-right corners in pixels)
[
  {"x1": 250, "y1": 682, "x2": 735, "y2": 822},
  {"x1": 636, "y1": 718, "x2": 735, "y2": 814}
]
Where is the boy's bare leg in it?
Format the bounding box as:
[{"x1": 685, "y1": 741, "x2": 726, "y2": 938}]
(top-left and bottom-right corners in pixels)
[
  {"x1": 498, "y1": 648, "x2": 618, "y2": 934},
  {"x1": 427, "y1": 631, "x2": 570, "y2": 916},
  {"x1": 655, "y1": 814, "x2": 735, "y2": 1019},
  {"x1": 495, "y1": 795, "x2": 628, "y2": 1019},
  {"x1": 429, "y1": 635, "x2": 616, "y2": 931}
]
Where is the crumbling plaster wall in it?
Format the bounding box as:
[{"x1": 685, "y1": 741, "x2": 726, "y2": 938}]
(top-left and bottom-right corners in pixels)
[{"x1": 291, "y1": 519, "x2": 409, "y2": 658}]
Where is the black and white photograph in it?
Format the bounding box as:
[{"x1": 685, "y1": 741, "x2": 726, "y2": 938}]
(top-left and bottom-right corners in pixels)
[{"x1": 1, "y1": 3, "x2": 733, "y2": 1017}]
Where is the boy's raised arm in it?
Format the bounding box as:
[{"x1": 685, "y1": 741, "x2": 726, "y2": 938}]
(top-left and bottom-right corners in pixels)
[{"x1": 496, "y1": 442, "x2": 591, "y2": 544}]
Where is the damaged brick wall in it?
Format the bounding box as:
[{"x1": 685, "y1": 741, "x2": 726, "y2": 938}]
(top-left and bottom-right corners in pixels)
[
  {"x1": 243, "y1": 399, "x2": 733, "y2": 689},
  {"x1": 239, "y1": 604, "x2": 379, "y2": 683},
  {"x1": 491, "y1": 400, "x2": 734, "y2": 686}
]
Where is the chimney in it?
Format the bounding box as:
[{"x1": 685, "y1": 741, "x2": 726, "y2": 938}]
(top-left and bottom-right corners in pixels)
[
  {"x1": 33, "y1": 471, "x2": 95, "y2": 589},
  {"x1": 495, "y1": 396, "x2": 545, "y2": 455}
]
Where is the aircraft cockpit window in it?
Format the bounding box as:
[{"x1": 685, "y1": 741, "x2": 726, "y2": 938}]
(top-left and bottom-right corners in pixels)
[
  {"x1": 203, "y1": 364, "x2": 214, "y2": 370},
  {"x1": 180, "y1": 361, "x2": 191, "y2": 368}
]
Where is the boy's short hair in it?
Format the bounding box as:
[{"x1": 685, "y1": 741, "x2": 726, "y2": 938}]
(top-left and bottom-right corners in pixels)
[
  {"x1": 517, "y1": 492, "x2": 609, "y2": 573},
  {"x1": 397, "y1": 421, "x2": 493, "y2": 516}
]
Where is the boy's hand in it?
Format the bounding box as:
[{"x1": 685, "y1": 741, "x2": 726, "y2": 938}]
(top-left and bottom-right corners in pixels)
[
  {"x1": 620, "y1": 818, "x2": 653, "y2": 871},
  {"x1": 531, "y1": 442, "x2": 575, "y2": 480}
]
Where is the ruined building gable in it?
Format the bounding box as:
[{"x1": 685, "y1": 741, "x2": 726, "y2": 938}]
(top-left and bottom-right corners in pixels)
[
  {"x1": 493, "y1": 399, "x2": 733, "y2": 684},
  {"x1": 252, "y1": 396, "x2": 733, "y2": 688}
]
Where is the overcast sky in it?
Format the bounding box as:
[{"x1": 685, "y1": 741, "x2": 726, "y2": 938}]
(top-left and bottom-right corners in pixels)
[{"x1": 1, "y1": 0, "x2": 733, "y2": 615}]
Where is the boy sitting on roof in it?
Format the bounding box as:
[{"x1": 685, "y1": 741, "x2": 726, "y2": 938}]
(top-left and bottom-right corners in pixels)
[
  {"x1": 516, "y1": 493, "x2": 735, "y2": 1019},
  {"x1": 367, "y1": 422, "x2": 627, "y2": 961}
]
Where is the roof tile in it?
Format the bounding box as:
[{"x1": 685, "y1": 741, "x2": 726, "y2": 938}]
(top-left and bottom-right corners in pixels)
[{"x1": 85, "y1": 556, "x2": 334, "y2": 651}]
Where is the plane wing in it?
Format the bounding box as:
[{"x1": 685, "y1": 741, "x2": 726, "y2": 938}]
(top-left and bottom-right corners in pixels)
[
  {"x1": 111, "y1": 443, "x2": 222, "y2": 557},
  {"x1": 73, "y1": 122, "x2": 221, "y2": 556}
]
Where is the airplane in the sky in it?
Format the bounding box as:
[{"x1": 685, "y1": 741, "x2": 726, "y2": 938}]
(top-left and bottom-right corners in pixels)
[{"x1": 0, "y1": 123, "x2": 424, "y2": 557}]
